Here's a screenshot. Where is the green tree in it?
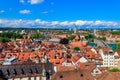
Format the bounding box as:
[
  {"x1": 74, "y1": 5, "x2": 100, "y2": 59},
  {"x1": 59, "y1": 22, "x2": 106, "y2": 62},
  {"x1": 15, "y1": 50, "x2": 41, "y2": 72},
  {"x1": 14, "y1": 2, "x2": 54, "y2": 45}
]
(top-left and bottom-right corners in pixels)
[
  {"x1": 59, "y1": 38, "x2": 69, "y2": 44},
  {"x1": 74, "y1": 47, "x2": 80, "y2": 52},
  {"x1": 97, "y1": 37, "x2": 106, "y2": 41},
  {"x1": 67, "y1": 35, "x2": 75, "y2": 40},
  {"x1": 0, "y1": 37, "x2": 10, "y2": 43},
  {"x1": 85, "y1": 34, "x2": 94, "y2": 39},
  {"x1": 117, "y1": 42, "x2": 120, "y2": 50},
  {"x1": 85, "y1": 34, "x2": 95, "y2": 42},
  {"x1": 30, "y1": 33, "x2": 44, "y2": 39},
  {"x1": 0, "y1": 32, "x2": 23, "y2": 39},
  {"x1": 109, "y1": 68, "x2": 120, "y2": 72},
  {"x1": 111, "y1": 31, "x2": 120, "y2": 35}
]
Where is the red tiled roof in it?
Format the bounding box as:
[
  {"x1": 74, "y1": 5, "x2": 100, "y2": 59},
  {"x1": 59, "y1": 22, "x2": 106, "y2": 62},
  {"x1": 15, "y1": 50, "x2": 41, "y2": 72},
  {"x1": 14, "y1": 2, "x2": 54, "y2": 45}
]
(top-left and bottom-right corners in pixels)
[
  {"x1": 18, "y1": 52, "x2": 31, "y2": 61},
  {"x1": 117, "y1": 51, "x2": 120, "y2": 57},
  {"x1": 86, "y1": 51, "x2": 95, "y2": 59},
  {"x1": 50, "y1": 58, "x2": 65, "y2": 66},
  {"x1": 76, "y1": 62, "x2": 86, "y2": 69},
  {"x1": 96, "y1": 72, "x2": 120, "y2": 80},
  {"x1": 86, "y1": 46, "x2": 92, "y2": 51},
  {"x1": 75, "y1": 35, "x2": 80, "y2": 40}
]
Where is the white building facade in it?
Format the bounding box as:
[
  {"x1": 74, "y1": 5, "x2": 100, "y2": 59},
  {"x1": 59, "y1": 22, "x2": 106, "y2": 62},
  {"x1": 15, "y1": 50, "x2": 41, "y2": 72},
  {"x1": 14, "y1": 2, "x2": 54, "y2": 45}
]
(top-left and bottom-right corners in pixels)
[{"x1": 99, "y1": 48, "x2": 114, "y2": 67}]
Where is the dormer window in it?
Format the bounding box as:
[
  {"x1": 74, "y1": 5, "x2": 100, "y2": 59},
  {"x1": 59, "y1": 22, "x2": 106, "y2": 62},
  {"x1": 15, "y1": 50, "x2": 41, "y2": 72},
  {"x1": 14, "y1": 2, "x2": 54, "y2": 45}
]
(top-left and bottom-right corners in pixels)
[
  {"x1": 21, "y1": 69, "x2": 24, "y2": 74},
  {"x1": 80, "y1": 74, "x2": 83, "y2": 77},
  {"x1": 96, "y1": 71, "x2": 99, "y2": 73},
  {"x1": 7, "y1": 69, "x2": 10, "y2": 76},
  {"x1": 109, "y1": 50, "x2": 113, "y2": 54},
  {"x1": 60, "y1": 75, "x2": 63, "y2": 78},
  {"x1": 87, "y1": 55, "x2": 90, "y2": 57}
]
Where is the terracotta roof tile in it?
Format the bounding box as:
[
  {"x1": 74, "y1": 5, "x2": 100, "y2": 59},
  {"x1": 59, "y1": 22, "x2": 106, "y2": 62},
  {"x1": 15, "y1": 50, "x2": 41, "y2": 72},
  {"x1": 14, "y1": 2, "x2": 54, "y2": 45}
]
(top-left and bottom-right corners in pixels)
[
  {"x1": 52, "y1": 69, "x2": 94, "y2": 80},
  {"x1": 75, "y1": 35, "x2": 80, "y2": 40},
  {"x1": 18, "y1": 52, "x2": 31, "y2": 61},
  {"x1": 96, "y1": 72, "x2": 120, "y2": 80}
]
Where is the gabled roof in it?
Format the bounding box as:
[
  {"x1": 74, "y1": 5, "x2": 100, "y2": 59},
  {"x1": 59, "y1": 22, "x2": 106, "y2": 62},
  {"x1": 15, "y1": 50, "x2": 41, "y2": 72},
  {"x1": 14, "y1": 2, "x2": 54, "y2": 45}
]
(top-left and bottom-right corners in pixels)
[
  {"x1": 76, "y1": 56, "x2": 87, "y2": 63},
  {"x1": 75, "y1": 35, "x2": 80, "y2": 40},
  {"x1": 51, "y1": 69, "x2": 94, "y2": 80},
  {"x1": 96, "y1": 72, "x2": 120, "y2": 80}
]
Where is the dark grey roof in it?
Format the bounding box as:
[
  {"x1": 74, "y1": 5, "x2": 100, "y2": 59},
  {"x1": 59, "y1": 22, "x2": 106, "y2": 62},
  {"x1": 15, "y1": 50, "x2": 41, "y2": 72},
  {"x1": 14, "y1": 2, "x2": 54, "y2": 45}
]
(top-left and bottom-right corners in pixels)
[{"x1": 0, "y1": 62, "x2": 54, "y2": 78}]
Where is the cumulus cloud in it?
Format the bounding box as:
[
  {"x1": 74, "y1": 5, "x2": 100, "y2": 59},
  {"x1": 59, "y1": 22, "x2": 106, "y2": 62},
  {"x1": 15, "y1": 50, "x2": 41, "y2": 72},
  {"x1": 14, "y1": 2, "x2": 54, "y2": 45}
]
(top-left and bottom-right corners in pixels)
[
  {"x1": 75, "y1": 20, "x2": 87, "y2": 26},
  {"x1": 60, "y1": 21, "x2": 70, "y2": 26},
  {"x1": 20, "y1": 0, "x2": 25, "y2": 3},
  {"x1": 35, "y1": 19, "x2": 41, "y2": 23},
  {"x1": 51, "y1": 21, "x2": 59, "y2": 26},
  {"x1": 19, "y1": 10, "x2": 31, "y2": 14},
  {"x1": 20, "y1": 0, "x2": 44, "y2": 5},
  {"x1": 93, "y1": 20, "x2": 118, "y2": 26},
  {"x1": 28, "y1": 0, "x2": 44, "y2": 4},
  {"x1": 0, "y1": 19, "x2": 119, "y2": 29},
  {"x1": 0, "y1": 10, "x2": 5, "y2": 13}
]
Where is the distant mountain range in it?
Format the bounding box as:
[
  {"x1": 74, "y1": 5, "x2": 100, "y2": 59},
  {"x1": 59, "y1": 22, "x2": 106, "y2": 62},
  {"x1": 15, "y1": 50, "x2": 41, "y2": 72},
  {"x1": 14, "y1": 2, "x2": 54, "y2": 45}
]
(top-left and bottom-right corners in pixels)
[
  {"x1": 0, "y1": 19, "x2": 120, "y2": 30},
  {"x1": 0, "y1": 25, "x2": 120, "y2": 30}
]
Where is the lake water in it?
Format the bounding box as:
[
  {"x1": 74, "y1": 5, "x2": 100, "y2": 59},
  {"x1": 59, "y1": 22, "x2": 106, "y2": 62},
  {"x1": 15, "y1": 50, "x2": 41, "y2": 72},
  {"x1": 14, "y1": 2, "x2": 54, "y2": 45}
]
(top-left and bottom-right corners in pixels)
[{"x1": 88, "y1": 43, "x2": 117, "y2": 50}]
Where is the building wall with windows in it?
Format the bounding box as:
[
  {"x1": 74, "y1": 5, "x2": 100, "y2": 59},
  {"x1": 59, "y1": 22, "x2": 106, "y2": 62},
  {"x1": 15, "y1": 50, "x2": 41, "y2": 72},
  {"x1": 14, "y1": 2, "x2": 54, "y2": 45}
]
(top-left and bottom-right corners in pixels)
[
  {"x1": 99, "y1": 48, "x2": 114, "y2": 67},
  {"x1": 0, "y1": 62, "x2": 54, "y2": 80}
]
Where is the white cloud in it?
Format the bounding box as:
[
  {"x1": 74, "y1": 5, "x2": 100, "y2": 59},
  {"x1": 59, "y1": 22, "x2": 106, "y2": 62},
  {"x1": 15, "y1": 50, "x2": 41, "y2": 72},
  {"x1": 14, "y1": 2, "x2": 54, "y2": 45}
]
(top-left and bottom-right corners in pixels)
[
  {"x1": 94, "y1": 20, "x2": 118, "y2": 26},
  {"x1": 0, "y1": 10, "x2": 5, "y2": 13},
  {"x1": 28, "y1": 0, "x2": 44, "y2": 4},
  {"x1": 75, "y1": 20, "x2": 86, "y2": 26},
  {"x1": 60, "y1": 21, "x2": 69, "y2": 26},
  {"x1": 19, "y1": 10, "x2": 31, "y2": 14},
  {"x1": 41, "y1": 10, "x2": 54, "y2": 14},
  {"x1": 20, "y1": 0, "x2": 25, "y2": 3},
  {"x1": 0, "y1": 19, "x2": 119, "y2": 29},
  {"x1": 35, "y1": 19, "x2": 41, "y2": 22},
  {"x1": 41, "y1": 11, "x2": 49, "y2": 14},
  {"x1": 51, "y1": 21, "x2": 59, "y2": 26},
  {"x1": 0, "y1": 19, "x2": 3, "y2": 23}
]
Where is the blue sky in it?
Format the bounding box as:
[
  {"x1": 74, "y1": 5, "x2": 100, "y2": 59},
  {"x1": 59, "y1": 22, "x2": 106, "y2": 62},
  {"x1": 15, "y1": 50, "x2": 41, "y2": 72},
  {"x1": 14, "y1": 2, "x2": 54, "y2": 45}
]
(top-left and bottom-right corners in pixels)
[
  {"x1": 0, "y1": 0, "x2": 120, "y2": 28},
  {"x1": 0, "y1": 0, "x2": 120, "y2": 21}
]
